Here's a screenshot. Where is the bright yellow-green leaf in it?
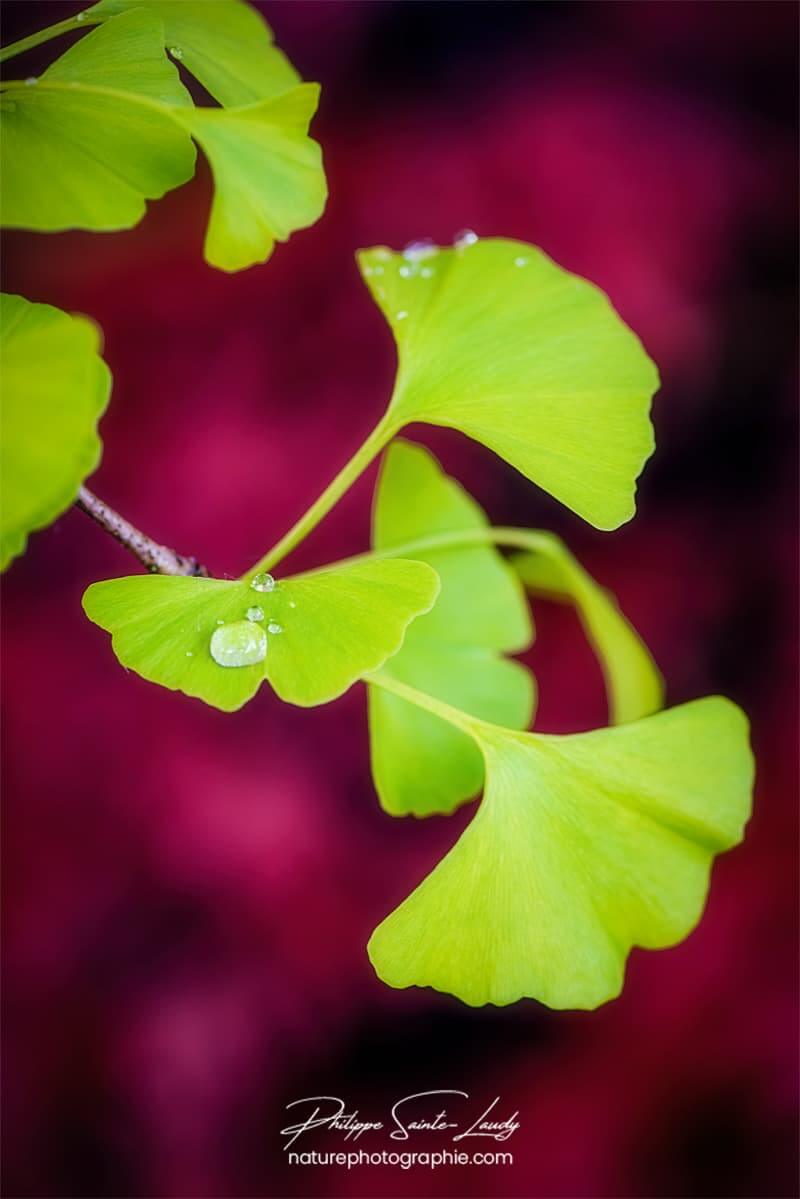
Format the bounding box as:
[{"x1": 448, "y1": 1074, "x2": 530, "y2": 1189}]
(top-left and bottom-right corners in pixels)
[
  {"x1": 368, "y1": 694, "x2": 753, "y2": 1009},
  {"x1": 82, "y1": 559, "x2": 439, "y2": 712},
  {"x1": 175, "y1": 84, "x2": 325, "y2": 272},
  {"x1": 0, "y1": 8, "x2": 326, "y2": 270},
  {"x1": 369, "y1": 440, "x2": 534, "y2": 816},
  {"x1": 358, "y1": 239, "x2": 659, "y2": 530},
  {"x1": 0, "y1": 10, "x2": 196, "y2": 231},
  {"x1": 1, "y1": 292, "x2": 111, "y2": 570},
  {"x1": 513, "y1": 537, "x2": 664, "y2": 724},
  {"x1": 86, "y1": 0, "x2": 300, "y2": 105}
]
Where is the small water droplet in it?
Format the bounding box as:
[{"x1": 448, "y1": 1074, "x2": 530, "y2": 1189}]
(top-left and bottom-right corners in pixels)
[
  {"x1": 363, "y1": 266, "x2": 373, "y2": 276},
  {"x1": 76, "y1": 10, "x2": 87, "y2": 21},
  {"x1": 169, "y1": 45, "x2": 184, "y2": 60},
  {"x1": 514, "y1": 256, "x2": 528, "y2": 267},
  {"x1": 210, "y1": 621, "x2": 267, "y2": 668},
  {"x1": 420, "y1": 267, "x2": 434, "y2": 278},
  {"x1": 216, "y1": 619, "x2": 225, "y2": 625},
  {"x1": 289, "y1": 601, "x2": 297, "y2": 609},
  {"x1": 403, "y1": 239, "x2": 437, "y2": 261},
  {"x1": 250, "y1": 571, "x2": 276, "y2": 593},
  {"x1": 373, "y1": 265, "x2": 384, "y2": 275},
  {"x1": 453, "y1": 228, "x2": 478, "y2": 250},
  {"x1": 398, "y1": 265, "x2": 412, "y2": 278},
  {"x1": 267, "y1": 621, "x2": 283, "y2": 635},
  {"x1": 396, "y1": 311, "x2": 408, "y2": 321},
  {"x1": 246, "y1": 605, "x2": 264, "y2": 622},
  {"x1": 24, "y1": 77, "x2": 38, "y2": 86},
  {"x1": 185, "y1": 650, "x2": 193, "y2": 657}
]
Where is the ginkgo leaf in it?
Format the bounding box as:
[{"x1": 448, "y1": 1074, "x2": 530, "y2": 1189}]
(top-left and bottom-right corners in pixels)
[
  {"x1": 0, "y1": 8, "x2": 326, "y2": 270},
  {"x1": 368, "y1": 689, "x2": 753, "y2": 1009},
  {"x1": 175, "y1": 84, "x2": 325, "y2": 272},
  {"x1": 358, "y1": 239, "x2": 659, "y2": 531},
  {"x1": 368, "y1": 440, "x2": 534, "y2": 816},
  {"x1": 1, "y1": 292, "x2": 111, "y2": 571},
  {"x1": 513, "y1": 538, "x2": 664, "y2": 724},
  {"x1": 82, "y1": 559, "x2": 439, "y2": 712},
  {"x1": 86, "y1": 0, "x2": 300, "y2": 106},
  {"x1": 0, "y1": 9, "x2": 196, "y2": 231}
]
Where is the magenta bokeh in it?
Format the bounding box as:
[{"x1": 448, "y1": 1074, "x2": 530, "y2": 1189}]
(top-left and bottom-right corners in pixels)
[{"x1": 2, "y1": 3, "x2": 798, "y2": 1196}]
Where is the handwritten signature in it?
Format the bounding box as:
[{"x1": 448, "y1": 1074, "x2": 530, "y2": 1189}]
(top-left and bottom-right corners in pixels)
[{"x1": 280, "y1": 1092, "x2": 520, "y2": 1150}]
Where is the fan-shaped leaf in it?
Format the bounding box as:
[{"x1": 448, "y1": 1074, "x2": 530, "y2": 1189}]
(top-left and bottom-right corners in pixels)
[
  {"x1": 358, "y1": 239, "x2": 659, "y2": 530},
  {"x1": 82, "y1": 559, "x2": 439, "y2": 712},
  {"x1": 513, "y1": 538, "x2": 664, "y2": 724},
  {"x1": 368, "y1": 694, "x2": 753, "y2": 1008},
  {"x1": 369, "y1": 440, "x2": 534, "y2": 816},
  {"x1": 0, "y1": 10, "x2": 196, "y2": 231},
  {"x1": 1, "y1": 293, "x2": 111, "y2": 570}
]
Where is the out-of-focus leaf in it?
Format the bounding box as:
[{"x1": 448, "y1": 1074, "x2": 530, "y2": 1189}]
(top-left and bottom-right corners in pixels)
[
  {"x1": 1, "y1": 292, "x2": 110, "y2": 570},
  {"x1": 357, "y1": 238, "x2": 659, "y2": 531},
  {"x1": 82, "y1": 559, "x2": 439, "y2": 712},
  {"x1": 513, "y1": 536, "x2": 664, "y2": 724},
  {"x1": 368, "y1": 440, "x2": 534, "y2": 816},
  {"x1": 369, "y1": 694, "x2": 753, "y2": 1009}
]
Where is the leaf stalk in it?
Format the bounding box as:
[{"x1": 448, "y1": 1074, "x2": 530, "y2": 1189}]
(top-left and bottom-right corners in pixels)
[
  {"x1": 75, "y1": 486, "x2": 208, "y2": 577},
  {"x1": 0, "y1": 13, "x2": 100, "y2": 64}
]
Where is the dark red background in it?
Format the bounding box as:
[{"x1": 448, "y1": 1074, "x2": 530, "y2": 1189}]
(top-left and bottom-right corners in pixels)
[{"x1": 2, "y1": 3, "x2": 798, "y2": 1197}]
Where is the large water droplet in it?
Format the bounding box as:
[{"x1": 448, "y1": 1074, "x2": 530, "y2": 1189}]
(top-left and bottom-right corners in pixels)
[
  {"x1": 169, "y1": 45, "x2": 184, "y2": 60},
  {"x1": 210, "y1": 621, "x2": 267, "y2": 668},
  {"x1": 453, "y1": 228, "x2": 478, "y2": 250},
  {"x1": 403, "y1": 239, "x2": 438, "y2": 262},
  {"x1": 250, "y1": 571, "x2": 276, "y2": 593},
  {"x1": 246, "y1": 605, "x2": 264, "y2": 622},
  {"x1": 267, "y1": 621, "x2": 283, "y2": 635}
]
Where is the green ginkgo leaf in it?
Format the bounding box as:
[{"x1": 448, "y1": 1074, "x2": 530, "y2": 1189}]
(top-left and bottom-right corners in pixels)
[
  {"x1": 369, "y1": 440, "x2": 534, "y2": 816},
  {"x1": 86, "y1": 0, "x2": 300, "y2": 106},
  {"x1": 175, "y1": 84, "x2": 325, "y2": 272},
  {"x1": 358, "y1": 238, "x2": 659, "y2": 530},
  {"x1": 513, "y1": 538, "x2": 664, "y2": 724},
  {"x1": 1, "y1": 292, "x2": 111, "y2": 570},
  {"x1": 0, "y1": 8, "x2": 326, "y2": 270},
  {"x1": 368, "y1": 686, "x2": 753, "y2": 1009},
  {"x1": 0, "y1": 9, "x2": 196, "y2": 231},
  {"x1": 82, "y1": 559, "x2": 439, "y2": 712}
]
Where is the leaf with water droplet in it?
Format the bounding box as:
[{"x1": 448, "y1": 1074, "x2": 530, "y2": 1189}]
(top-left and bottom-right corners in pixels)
[
  {"x1": 368, "y1": 695, "x2": 753, "y2": 1008},
  {"x1": 85, "y1": 0, "x2": 301, "y2": 105},
  {"x1": 1, "y1": 293, "x2": 110, "y2": 571},
  {"x1": 368, "y1": 441, "x2": 534, "y2": 816},
  {"x1": 0, "y1": 10, "x2": 195, "y2": 232},
  {"x1": 512, "y1": 537, "x2": 664, "y2": 725},
  {"x1": 1, "y1": 8, "x2": 326, "y2": 272},
  {"x1": 82, "y1": 559, "x2": 439, "y2": 712},
  {"x1": 357, "y1": 239, "x2": 658, "y2": 531}
]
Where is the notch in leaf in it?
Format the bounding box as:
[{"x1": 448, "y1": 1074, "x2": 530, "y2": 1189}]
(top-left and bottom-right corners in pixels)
[
  {"x1": 82, "y1": 559, "x2": 440, "y2": 711},
  {"x1": 368, "y1": 688, "x2": 753, "y2": 1009},
  {"x1": 358, "y1": 238, "x2": 659, "y2": 530},
  {"x1": 369, "y1": 440, "x2": 534, "y2": 816},
  {"x1": 1, "y1": 292, "x2": 111, "y2": 571}
]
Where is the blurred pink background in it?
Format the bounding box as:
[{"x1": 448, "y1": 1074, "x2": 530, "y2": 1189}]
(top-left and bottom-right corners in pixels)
[{"x1": 2, "y1": 2, "x2": 798, "y2": 1196}]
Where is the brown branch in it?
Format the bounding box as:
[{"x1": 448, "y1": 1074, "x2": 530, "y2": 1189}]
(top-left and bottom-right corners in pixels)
[{"x1": 75, "y1": 486, "x2": 208, "y2": 576}]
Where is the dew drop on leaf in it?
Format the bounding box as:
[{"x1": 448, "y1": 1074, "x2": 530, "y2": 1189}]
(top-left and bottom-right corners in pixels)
[
  {"x1": 403, "y1": 239, "x2": 438, "y2": 261},
  {"x1": 169, "y1": 46, "x2": 184, "y2": 60},
  {"x1": 246, "y1": 605, "x2": 264, "y2": 622},
  {"x1": 453, "y1": 229, "x2": 478, "y2": 250},
  {"x1": 420, "y1": 267, "x2": 434, "y2": 278},
  {"x1": 396, "y1": 311, "x2": 409, "y2": 321},
  {"x1": 76, "y1": 10, "x2": 87, "y2": 20},
  {"x1": 267, "y1": 621, "x2": 283, "y2": 635},
  {"x1": 250, "y1": 571, "x2": 276, "y2": 593},
  {"x1": 399, "y1": 265, "x2": 412, "y2": 278},
  {"x1": 185, "y1": 651, "x2": 193, "y2": 657},
  {"x1": 514, "y1": 256, "x2": 529, "y2": 267},
  {"x1": 209, "y1": 621, "x2": 267, "y2": 668},
  {"x1": 24, "y1": 77, "x2": 38, "y2": 86}
]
